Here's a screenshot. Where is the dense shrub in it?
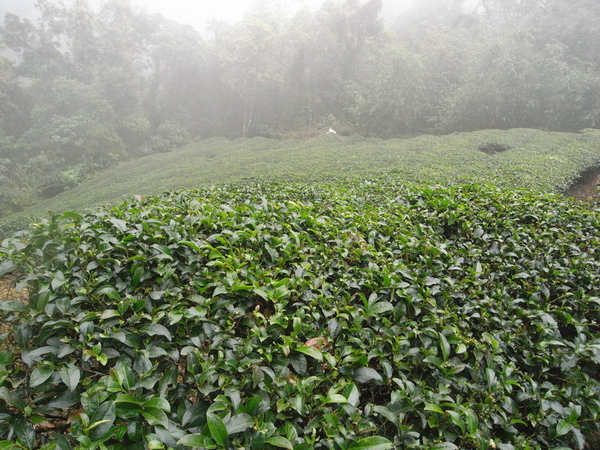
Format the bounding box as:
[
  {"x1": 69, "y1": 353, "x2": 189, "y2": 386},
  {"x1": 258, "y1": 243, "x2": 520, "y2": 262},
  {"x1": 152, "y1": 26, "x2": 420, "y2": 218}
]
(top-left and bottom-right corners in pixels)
[
  {"x1": 150, "y1": 122, "x2": 191, "y2": 153},
  {"x1": 1, "y1": 182, "x2": 599, "y2": 449},
  {"x1": 3, "y1": 128, "x2": 599, "y2": 226}
]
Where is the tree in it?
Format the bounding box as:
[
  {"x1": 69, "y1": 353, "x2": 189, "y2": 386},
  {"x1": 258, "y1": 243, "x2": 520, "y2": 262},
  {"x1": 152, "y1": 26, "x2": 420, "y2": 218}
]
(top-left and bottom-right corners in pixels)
[
  {"x1": 0, "y1": 52, "x2": 28, "y2": 137},
  {"x1": 146, "y1": 20, "x2": 220, "y2": 138},
  {"x1": 434, "y1": 0, "x2": 600, "y2": 131},
  {"x1": 216, "y1": 9, "x2": 287, "y2": 136},
  {"x1": 310, "y1": 0, "x2": 385, "y2": 124},
  {"x1": 88, "y1": 0, "x2": 152, "y2": 117},
  {"x1": 346, "y1": 42, "x2": 424, "y2": 136},
  {"x1": 23, "y1": 76, "x2": 124, "y2": 165}
]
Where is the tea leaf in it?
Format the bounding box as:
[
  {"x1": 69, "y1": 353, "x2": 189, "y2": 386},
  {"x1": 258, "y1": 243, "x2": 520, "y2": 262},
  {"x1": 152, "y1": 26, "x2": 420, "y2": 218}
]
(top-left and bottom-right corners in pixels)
[
  {"x1": 265, "y1": 436, "x2": 294, "y2": 449},
  {"x1": 296, "y1": 346, "x2": 323, "y2": 361},
  {"x1": 225, "y1": 413, "x2": 253, "y2": 434},
  {"x1": 348, "y1": 436, "x2": 393, "y2": 449},
  {"x1": 177, "y1": 434, "x2": 212, "y2": 447},
  {"x1": 141, "y1": 407, "x2": 169, "y2": 428},
  {"x1": 354, "y1": 368, "x2": 383, "y2": 384},
  {"x1": 207, "y1": 412, "x2": 229, "y2": 447},
  {"x1": 30, "y1": 365, "x2": 54, "y2": 387},
  {"x1": 88, "y1": 402, "x2": 116, "y2": 442},
  {"x1": 59, "y1": 363, "x2": 80, "y2": 391}
]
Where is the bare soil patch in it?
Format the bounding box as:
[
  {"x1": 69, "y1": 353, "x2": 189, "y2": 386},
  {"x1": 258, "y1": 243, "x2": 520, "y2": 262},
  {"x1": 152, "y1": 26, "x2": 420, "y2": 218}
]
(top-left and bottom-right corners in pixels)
[
  {"x1": 0, "y1": 276, "x2": 28, "y2": 335},
  {"x1": 0, "y1": 277, "x2": 28, "y2": 303},
  {"x1": 478, "y1": 142, "x2": 512, "y2": 155},
  {"x1": 564, "y1": 167, "x2": 600, "y2": 201}
]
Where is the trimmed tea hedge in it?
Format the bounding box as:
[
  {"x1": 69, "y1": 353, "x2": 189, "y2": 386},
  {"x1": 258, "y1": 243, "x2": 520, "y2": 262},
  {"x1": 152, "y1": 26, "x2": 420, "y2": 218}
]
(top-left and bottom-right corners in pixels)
[{"x1": 1, "y1": 181, "x2": 599, "y2": 449}]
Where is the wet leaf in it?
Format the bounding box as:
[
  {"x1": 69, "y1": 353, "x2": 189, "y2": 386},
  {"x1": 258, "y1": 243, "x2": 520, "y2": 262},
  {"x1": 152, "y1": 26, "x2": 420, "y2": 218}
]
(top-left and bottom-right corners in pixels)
[
  {"x1": 324, "y1": 394, "x2": 348, "y2": 404},
  {"x1": 93, "y1": 286, "x2": 121, "y2": 301},
  {"x1": 225, "y1": 413, "x2": 253, "y2": 434},
  {"x1": 139, "y1": 323, "x2": 172, "y2": 341},
  {"x1": 142, "y1": 407, "x2": 169, "y2": 428},
  {"x1": 425, "y1": 404, "x2": 444, "y2": 414},
  {"x1": 177, "y1": 434, "x2": 212, "y2": 447},
  {"x1": 348, "y1": 436, "x2": 393, "y2": 449},
  {"x1": 555, "y1": 419, "x2": 574, "y2": 437},
  {"x1": 439, "y1": 333, "x2": 451, "y2": 361},
  {"x1": 88, "y1": 402, "x2": 116, "y2": 442},
  {"x1": 59, "y1": 363, "x2": 80, "y2": 391},
  {"x1": 343, "y1": 382, "x2": 360, "y2": 407},
  {"x1": 296, "y1": 345, "x2": 323, "y2": 361},
  {"x1": 207, "y1": 411, "x2": 228, "y2": 447},
  {"x1": 265, "y1": 436, "x2": 294, "y2": 449},
  {"x1": 0, "y1": 259, "x2": 16, "y2": 277},
  {"x1": 353, "y1": 367, "x2": 383, "y2": 383},
  {"x1": 30, "y1": 365, "x2": 54, "y2": 387}
]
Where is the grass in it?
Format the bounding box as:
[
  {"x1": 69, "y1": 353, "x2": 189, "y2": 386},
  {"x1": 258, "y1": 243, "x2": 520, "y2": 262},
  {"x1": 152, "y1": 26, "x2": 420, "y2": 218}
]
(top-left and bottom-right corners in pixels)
[{"x1": 2, "y1": 128, "x2": 599, "y2": 234}]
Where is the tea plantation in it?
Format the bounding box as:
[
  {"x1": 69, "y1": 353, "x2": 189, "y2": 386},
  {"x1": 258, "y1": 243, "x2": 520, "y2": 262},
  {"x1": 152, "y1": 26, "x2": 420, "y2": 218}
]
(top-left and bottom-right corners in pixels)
[
  {"x1": 4, "y1": 128, "x2": 600, "y2": 230},
  {"x1": 1, "y1": 179, "x2": 599, "y2": 449}
]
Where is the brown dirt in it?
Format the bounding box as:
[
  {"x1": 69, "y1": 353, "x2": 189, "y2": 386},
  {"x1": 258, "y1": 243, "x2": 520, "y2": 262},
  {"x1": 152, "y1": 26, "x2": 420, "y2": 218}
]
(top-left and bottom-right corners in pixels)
[
  {"x1": 0, "y1": 276, "x2": 29, "y2": 336},
  {"x1": 564, "y1": 167, "x2": 600, "y2": 201},
  {"x1": 0, "y1": 277, "x2": 28, "y2": 303}
]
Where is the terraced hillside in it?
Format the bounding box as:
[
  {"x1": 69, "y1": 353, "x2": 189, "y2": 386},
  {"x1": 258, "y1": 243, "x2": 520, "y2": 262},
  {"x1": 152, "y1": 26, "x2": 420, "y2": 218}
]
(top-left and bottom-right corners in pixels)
[{"x1": 2, "y1": 129, "x2": 599, "y2": 234}]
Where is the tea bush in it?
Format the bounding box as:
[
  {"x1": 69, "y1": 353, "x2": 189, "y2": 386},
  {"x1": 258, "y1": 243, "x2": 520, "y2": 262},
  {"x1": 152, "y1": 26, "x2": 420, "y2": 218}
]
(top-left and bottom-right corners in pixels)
[
  {"x1": 3, "y1": 128, "x2": 599, "y2": 227},
  {"x1": 0, "y1": 181, "x2": 599, "y2": 449}
]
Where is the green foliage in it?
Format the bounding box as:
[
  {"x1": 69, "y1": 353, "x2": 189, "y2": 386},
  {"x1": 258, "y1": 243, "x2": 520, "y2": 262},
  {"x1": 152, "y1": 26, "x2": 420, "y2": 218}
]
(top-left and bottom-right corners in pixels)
[
  {"x1": 1, "y1": 0, "x2": 600, "y2": 218},
  {"x1": 1, "y1": 181, "x2": 599, "y2": 448},
  {"x1": 118, "y1": 113, "x2": 151, "y2": 152},
  {"x1": 2, "y1": 128, "x2": 598, "y2": 227},
  {"x1": 150, "y1": 122, "x2": 191, "y2": 153},
  {"x1": 434, "y1": 33, "x2": 600, "y2": 133},
  {"x1": 2, "y1": 0, "x2": 600, "y2": 144}
]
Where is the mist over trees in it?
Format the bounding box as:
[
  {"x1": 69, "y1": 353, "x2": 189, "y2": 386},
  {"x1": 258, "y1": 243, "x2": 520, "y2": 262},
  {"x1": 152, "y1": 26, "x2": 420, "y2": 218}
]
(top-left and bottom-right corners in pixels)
[{"x1": 0, "y1": 0, "x2": 599, "y2": 215}]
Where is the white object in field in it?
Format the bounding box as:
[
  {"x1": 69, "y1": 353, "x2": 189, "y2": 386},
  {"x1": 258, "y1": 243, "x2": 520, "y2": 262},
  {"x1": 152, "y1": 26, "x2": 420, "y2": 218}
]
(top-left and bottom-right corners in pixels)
[{"x1": 327, "y1": 128, "x2": 337, "y2": 134}]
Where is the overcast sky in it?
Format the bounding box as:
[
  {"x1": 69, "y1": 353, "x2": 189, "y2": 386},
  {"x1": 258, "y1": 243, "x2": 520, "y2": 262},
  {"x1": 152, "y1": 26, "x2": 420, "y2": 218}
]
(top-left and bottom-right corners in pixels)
[
  {"x1": 135, "y1": 0, "x2": 321, "y2": 29},
  {"x1": 134, "y1": 0, "x2": 416, "y2": 31}
]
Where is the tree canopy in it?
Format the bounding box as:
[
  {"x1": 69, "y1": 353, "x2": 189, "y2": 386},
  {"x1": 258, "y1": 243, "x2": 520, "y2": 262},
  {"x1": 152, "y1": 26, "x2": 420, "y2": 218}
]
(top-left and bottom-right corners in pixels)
[{"x1": 0, "y1": 0, "x2": 599, "y2": 215}]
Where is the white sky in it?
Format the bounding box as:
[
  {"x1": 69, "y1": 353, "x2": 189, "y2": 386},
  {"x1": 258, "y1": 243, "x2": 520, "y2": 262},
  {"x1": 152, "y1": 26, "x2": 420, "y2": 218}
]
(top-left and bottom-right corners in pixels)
[
  {"x1": 135, "y1": 0, "x2": 416, "y2": 31},
  {"x1": 136, "y1": 0, "x2": 320, "y2": 29}
]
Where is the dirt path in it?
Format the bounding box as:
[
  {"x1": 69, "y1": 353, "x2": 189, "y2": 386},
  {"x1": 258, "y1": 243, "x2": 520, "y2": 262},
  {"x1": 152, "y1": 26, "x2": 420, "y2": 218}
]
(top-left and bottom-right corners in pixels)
[{"x1": 564, "y1": 167, "x2": 600, "y2": 201}]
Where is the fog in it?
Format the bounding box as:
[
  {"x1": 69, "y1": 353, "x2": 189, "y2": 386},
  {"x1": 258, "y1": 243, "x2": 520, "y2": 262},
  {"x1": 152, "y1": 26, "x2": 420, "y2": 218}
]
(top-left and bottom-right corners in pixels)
[
  {"x1": 134, "y1": 0, "x2": 417, "y2": 32},
  {"x1": 0, "y1": 0, "x2": 598, "y2": 216},
  {"x1": 137, "y1": 0, "x2": 326, "y2": 29}
]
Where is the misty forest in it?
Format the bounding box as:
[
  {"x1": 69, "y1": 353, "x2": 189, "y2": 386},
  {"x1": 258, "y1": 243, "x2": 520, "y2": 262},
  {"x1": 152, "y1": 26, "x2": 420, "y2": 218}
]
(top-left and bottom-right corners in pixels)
[
  {"x1": 1, "y1": 0, "x2": 600, "y2": 449},
  {"x1": 0, "y1": 0, "x2": 599, "y2": 215}
]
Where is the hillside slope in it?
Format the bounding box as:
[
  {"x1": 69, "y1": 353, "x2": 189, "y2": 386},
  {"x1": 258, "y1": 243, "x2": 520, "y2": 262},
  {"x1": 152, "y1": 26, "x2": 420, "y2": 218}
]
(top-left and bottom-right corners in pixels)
[{"x1": 3, "y1": 128, "x2": 600, "y2": 230}]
